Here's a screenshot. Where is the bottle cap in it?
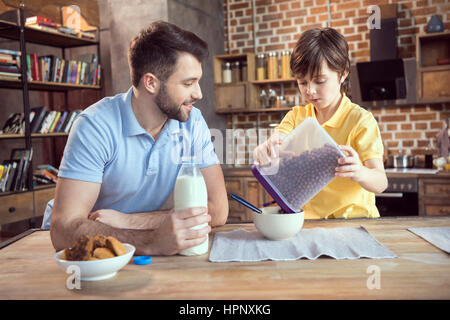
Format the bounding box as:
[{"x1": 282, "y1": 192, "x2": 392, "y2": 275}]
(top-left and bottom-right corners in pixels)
[
  {"x1": 181, "y1": 155, "x2": 196, "y2": 163},
  {"x1": 134, "y1": 256, "x2": 152, "y2": 265}
]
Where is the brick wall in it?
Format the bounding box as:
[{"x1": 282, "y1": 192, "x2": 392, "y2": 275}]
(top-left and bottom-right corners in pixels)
[{"x1": 222, "y1": 0, "x2": 450, "y2": 164}]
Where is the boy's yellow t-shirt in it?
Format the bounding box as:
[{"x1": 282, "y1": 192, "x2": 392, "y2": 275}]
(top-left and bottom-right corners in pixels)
[{"x1": 275, "y1": 94, "x2": 383, "y2": 219}]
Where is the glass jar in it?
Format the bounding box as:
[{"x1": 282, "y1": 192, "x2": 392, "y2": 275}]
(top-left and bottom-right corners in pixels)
[
  {"x1": 232, "y1": 61, "x2": 241, "y2": 82},
  {"x1": 259, "y1": 89, "x2": 268, "y2": 108},
  {"x1": 256, "y1": 54, "x2": 266, "y2": 80},
  {"x1": 267, "y1": 52, "x2": 278, "y2": 80},
  {"x1": 281, "y1": 51, "x2": 291, "y2": 79},
  {"x1": 275, "y1": 96, "x2": 281, "y2": 108},
  {"x1": 241, "y1": 61, "x2": 248, "y2": 82},
  {"x1": 268, "y1": 89, "x2": 277, "y2": 108},
  {"x1": 222, "y1": 62, "x2": 231, "y2": 83}
]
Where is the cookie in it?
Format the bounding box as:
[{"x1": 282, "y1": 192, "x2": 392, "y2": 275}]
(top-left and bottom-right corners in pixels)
[
  {"x1": 60, "y1": 248, "x2": 69, "y2": 260},
  {"x1": 106, "y1": 236, "x2": 127, "y2": 256},
  {"x1": 92, "y1": 234, "x2": 108, "y2": 249},
  {"x1": 93, "y1": 247, "x2": 115, "y2": 259}
]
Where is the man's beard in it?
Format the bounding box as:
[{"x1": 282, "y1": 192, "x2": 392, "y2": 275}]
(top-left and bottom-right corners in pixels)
[{"x1": 155, "y1": 82, "x2": 191, "y2": 122}]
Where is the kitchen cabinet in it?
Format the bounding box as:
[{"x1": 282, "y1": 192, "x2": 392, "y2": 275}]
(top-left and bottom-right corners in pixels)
[
  {"x1": 0, "y1": 186, "x2": 54, "y2": 226},
  {"x1": 419, "y1": 177, "x2": 450, "y2": 216},
  {"x1": 214, "y1": 53, "x2": 258, "y2": 112},
  {"x1": 0, "y1": 192, "x2": 34, "y2": 225},
  {"x1": 416, "y1": 31, "x2": 450, "y2": 103},
  {"x1": 214, "y1": 53, "x2": 301, "y2": 114}
]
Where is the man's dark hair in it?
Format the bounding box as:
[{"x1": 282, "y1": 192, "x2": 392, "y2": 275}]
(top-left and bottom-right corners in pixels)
[
  {"x1": 290, "y1": 27, "x2": 350, "y2": 93},
  {"x1": 128, "y1": 21, "x2": 208, "y2": 87}
]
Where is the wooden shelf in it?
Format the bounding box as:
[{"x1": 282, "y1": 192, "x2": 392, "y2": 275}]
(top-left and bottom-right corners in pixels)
[
  {"x1": 0, "y1": 79, "x2": 101, "y2": 91},
  {"x1": 418, "y1": 64, "x2": 450, "y2": 72},
  {"x1": 0, "y1": 133, "x2": 69, "y2": 139},
  {"x1": 216, "y1": 107, "x2": 292, "y2": 114},
  {"x1": 33, "y1": 184, "x2": 56, "y2": 191},
  {"x1": 251, "y1": 78, "x2": 296, "y2": 84},
  {"x1": 0, "y1": 19, "x2": 98, "y2": 48}
]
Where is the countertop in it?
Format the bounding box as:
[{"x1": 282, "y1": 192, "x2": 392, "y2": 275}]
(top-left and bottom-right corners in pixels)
[{"x1": 0, "y1": 216, "x2": 449, "y2": 299}]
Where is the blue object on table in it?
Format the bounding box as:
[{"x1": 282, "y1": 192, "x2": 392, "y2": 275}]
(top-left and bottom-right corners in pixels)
[
  {"x1": 134, "y1": 256, "x2": 152, "y2": 265},
  {"x1": 230, "y1": 193, "x2": 262, "y2": 214}
]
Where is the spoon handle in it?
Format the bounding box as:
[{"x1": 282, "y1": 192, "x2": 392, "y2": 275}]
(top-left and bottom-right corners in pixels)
[{"x1": 230, "y1": 193, "x2": 262, "y2": 214}]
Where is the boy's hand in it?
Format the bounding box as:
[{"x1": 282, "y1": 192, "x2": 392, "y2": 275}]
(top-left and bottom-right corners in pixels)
[
  {"x1": 335, "y1": 145, "x2": 367, "y2": 182},
  {"x1": 253, "y1": 132, "x2": 286, "y2": 166}
]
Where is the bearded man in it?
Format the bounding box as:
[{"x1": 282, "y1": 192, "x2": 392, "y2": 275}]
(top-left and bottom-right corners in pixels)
[{"x1": 49, "y1": 21, "x2": 228, "y2": 256}]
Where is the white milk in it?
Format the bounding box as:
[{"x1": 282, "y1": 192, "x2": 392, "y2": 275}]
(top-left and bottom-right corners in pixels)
[{"x1": 174, "y1": 175, "x2": 209, "y2": 256}]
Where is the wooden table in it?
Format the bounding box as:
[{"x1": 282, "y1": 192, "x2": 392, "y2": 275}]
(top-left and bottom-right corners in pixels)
[{"x1": 0, "y1": 216, "x2": 449, "y2": 300}]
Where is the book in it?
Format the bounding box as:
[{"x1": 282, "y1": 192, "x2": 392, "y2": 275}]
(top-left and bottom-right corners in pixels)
[
  {"x1": 80, "y1": 62, "x2": 85, "y2": 84},
  {"x1": 48, "y1": 111, "x2": 61, "y2": 133},
  {"x1": 26, "y1": 54, "x2": 32, "y2": 81},
  {"x1": 37, "y1": 164, "x2": 59, "y2": 176},
  {"x1": 3, "y1": 160, "x2": 18, "y2": 192},
  {"x1": 0, "y1": 165, "x2": 4, "y2": 184},
  {"x1": 0, "y1": 71, "x2": 20, "y2": 79},
  {"x1": 58, "y1": 26, "x2": 77, "y2": 36},
  {"x1": 31, "y1": 53, "x2": 39, "y2": 81},
  {"x1": 0, "y1": 65, "x2": 20, "y2": 73},
  {"x1": 33, "y1": 175, "x2": 53, "y2": 185},
  {"x1": 34, "y1": 165, "x2": 57, "y2": 183},
  {"x1": 40, "y1": 110, "x2": 57, "y2": 134},
  {"x1": 30, "y1": 106, "x2": 47, "y2": 133},
  {"x1": 76, "y1": 61, "x2": 81, "y2": 84},
  {"x1": 10, "y1": 148, "x2": 32, "y2": 191},
  {"x1": 39, "y1": 57, "x2": 45, "y2": 81},
  {"x1": 0, "y1": 49, "x2": 21, "y2": 56},
  {"x1": 60, "y1": 59, "x2": 68, "y2": 83},
  {"x1": 63, "y1": 110, "x2": 80, "y2": 132},
  {"x1": 79, "y1": 30, "x2": 96, "y2": 40},
  {"x1": 0, "y1": 164, "x2": 10, "y2": 192},
  {"x1": 25, "y1": 16, "x2": 54, "y2": 25},
  {"x1": 71, "y1": 61, "x2": 77, "y2": 83},
  {"x1": 54, "y1": 111, "x2": 68, "y2": 132},
  {"x1": 58, "y1": 59, "x2": 66, "y2": 83}
]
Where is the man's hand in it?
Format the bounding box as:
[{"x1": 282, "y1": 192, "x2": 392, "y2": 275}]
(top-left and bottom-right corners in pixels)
[{"x1": 151, "y1": 207, "x2": 211, "y2": 256}]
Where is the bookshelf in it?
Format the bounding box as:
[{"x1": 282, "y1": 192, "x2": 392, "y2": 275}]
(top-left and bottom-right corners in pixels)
[{"x1": 0, "y1": 4, "x2": 102, "y2": 230}]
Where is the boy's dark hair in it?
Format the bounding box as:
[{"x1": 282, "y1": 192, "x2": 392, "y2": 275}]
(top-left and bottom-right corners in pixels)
[
  {"x1": 290, "y1": 27, "x2": 350, "y2": 93},
  {"x1": 128, "y1": 21, "x2": 208, "y2": 87}
]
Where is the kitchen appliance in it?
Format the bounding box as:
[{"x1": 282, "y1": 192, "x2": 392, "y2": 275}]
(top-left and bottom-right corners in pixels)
[
  {"x1": 357, "y1": 58, "x2": 406, "y2": 101},
  {"x1": 376, "y1": 177, "x2": 418, "y2": 216},
  {"x1": 349, "y1": 58, "x2": 417, "y2": 106},
  {"x1": 386, "y1": 154, "x2": 415, "y2": 168}
]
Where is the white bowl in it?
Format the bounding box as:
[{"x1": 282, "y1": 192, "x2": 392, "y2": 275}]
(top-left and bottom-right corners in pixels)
[
  {"x1": 253, "y1": 206, "x2": 304, "y2": 240},
  {"x1": 54, "y1": 243, "x2": 135, "y2": 281}
]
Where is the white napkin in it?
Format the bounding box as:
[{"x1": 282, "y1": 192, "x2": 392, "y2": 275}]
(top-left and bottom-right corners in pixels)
[
  {"x1": 408, "y1": 227, "x2": 450, "y2": 254},
  {"x1": 209, "y1": 226, "x2": 397, "y2": 262}
]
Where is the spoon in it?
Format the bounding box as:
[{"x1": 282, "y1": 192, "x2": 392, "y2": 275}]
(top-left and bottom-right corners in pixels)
[{"x1": 230, "y1": 193, "x2": 262, "y2": 214}]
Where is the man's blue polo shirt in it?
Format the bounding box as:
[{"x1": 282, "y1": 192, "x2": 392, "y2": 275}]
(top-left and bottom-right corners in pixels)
[{"x1": 58, "y1": 87, "x2": 219, "y2": 213}]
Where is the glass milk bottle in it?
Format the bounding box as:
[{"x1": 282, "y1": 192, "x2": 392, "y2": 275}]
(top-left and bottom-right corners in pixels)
[{"x1": 174, "y1": 159, "x2": 209, "y2": 256}]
